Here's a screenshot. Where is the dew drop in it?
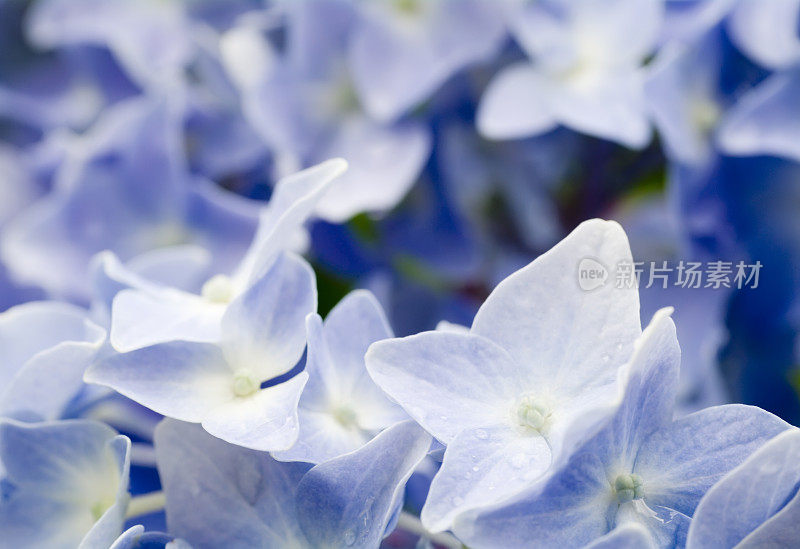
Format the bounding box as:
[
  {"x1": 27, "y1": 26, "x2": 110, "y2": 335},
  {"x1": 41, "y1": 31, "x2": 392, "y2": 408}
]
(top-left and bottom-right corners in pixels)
[
  {"x1": 344, "y1": 530, "x2": 356, "y2": 546},
  {"x1": 475, "y1": 429, "x2": 488, "y2": 440},
  {"x1": 471, "y1": 465, "x2": 480, "y2": 472}
]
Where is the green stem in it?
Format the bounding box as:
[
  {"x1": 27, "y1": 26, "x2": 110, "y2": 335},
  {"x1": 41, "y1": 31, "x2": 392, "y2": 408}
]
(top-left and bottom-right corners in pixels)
[
  {"x1": 125, "y1": 491, "x2": 166, "y2": 519},
  {"x1": 397, "y1": 511, "x2": 463, "y2": 549}
]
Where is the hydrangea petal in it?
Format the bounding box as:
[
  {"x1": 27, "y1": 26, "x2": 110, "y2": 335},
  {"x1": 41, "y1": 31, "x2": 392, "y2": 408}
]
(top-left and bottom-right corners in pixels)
[
  {"x1": 295, "y1": 420, "x2": 432, "y2": 549},
  {"x1": 201, "y1": 372, "x2": 308, "y2": 452},
  {"x1": 154, "y1": 419, "x2": 311, "y2": 548},
  {"x1": 471, "y1": 219, "x2": 641, "y2": 403},
  {"x1": 110, "y1": 289, "x2": 225, "y2": 352},
  {"x1": 366, "y1": 331, "x2": 528, "y2": 443},
  {"x1": 221, "y1": 252, "x2": 316, "y2": 382},
  {"x1": 635, "y1": 404, "x2": 792, "y2": 518},
  {"x1": 476, "y1": 63, "x2": 558, "y2": 140},
  {"x1": 717, "y1": 70, "x2": 800, "y2": 163},
  {"x1": 421, "y1": 423, "x2": 552, "y2": 533},
  {"x1": 686, "y1": 428, "x2": 800, "y2": 548},
  {"x1": 313, "y1": 117, "x2": 431, "y2": 222},
  {"x1": 84, "y1": 342, "x2": 233, "y2": 422}
]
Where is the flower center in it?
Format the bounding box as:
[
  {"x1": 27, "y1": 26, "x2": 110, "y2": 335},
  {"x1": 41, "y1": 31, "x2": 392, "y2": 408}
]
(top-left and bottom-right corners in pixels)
[
  {"x1": 232, "y1": 370, "x2": 259, "y2": 398},
  {"x1": 514, "y1": 395, "x2": 551, "y2": 432},
  {"x1": 332, "y1": 406, "x2": 359, "y2": 430},
  {"x1": 690, "y1": 96, "x2": 721, "y2": 133},
  {"x1": 613, "y1": 473, "x2": 645, "y2": 503},
  {"x1": 202, "y1": 274, "x2": 235, "y2": 304}
]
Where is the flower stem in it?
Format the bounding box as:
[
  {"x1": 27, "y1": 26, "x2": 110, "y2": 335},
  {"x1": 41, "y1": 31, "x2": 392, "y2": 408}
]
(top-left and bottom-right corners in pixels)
[
  {"x1": 125, "y1": 491, "x2": 166, "y2": 519},
  {"x1": 397, "y1": 511, "x2": 463, "y2": 549}
]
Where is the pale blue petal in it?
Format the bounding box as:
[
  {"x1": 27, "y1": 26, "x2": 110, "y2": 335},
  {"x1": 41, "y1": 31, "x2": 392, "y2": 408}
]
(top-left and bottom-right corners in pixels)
[
  {"x1": 110, "y1": 289, "x2": 225, "y2": 352},
  {"x1": 585, "y1": 522, "x2": 657, "y2": 549},
  {"x1": 552, "y1": 72, "x2": 652, "y2": 149},
  {"x1": 717, "y1": 70, "x2": 800, "y2": 163},
  {"x1": 421, "y1": 423, "x2": 551, "y2": 533},
  {"x1": 349, "y1": 0, "x2": 505, "y2": 123},
  {"x1": 476, "y1": 63, "x2": 558, "y2": 140},
  {"x1": 201, "y1": 372, "x2": 308, "y2": 452},
  {"x1": 275, "y1": 290, "x2": 404, "y2": 464},
  {"x1": 687, "y1": 428, "x2": 800, "y2": 548},
  {"x1": 235, "y1": 158, "x2": 347, "y2": 287},
  {"x1": 726, "y1": 0, "x2": 800, "y2": 69},
  {"x1": 453, "y1": 449, "x2": 610, "y2": 549},
  {"x1": 0, "y1": 420, "x2": 130, "y2": 549},
  {"x1": 366, "y1": 331, "x2": 528, "y2": 443},
  {"x1": 295, "y1": 420, "x2": 432, "y2": 549},
  {"x1": 84, "y1": 342, "x2": 234, "y2": 422},
  {"x1": 313, "y1": 117, "x2": 430, "y2": 222},
  {"x1": 635, "y1": 404, "x2": 792, "y2": 518},
  {"x1": 154, "y1": 419, "x2": 311, "y2": 548},
  {"x1": 471, "y1": 219, "x2": 641, "y2": 403},
  {"x1": 312, "y1": 290, "x2": 401, "y2": 424},
  {"x1": 272, "y1": 409, "x2": 369, "y2": 465},
  {"x1": 221, "y1": 252, "x2": 316, "y2": 382},
  {"x1": 0, "y1": 301, "x2": 105, "y2": 420}
]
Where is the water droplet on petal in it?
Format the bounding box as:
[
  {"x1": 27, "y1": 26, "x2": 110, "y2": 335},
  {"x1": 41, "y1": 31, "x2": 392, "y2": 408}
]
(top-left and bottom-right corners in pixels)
[
  {"x1": 472, "y1": 465, "x2": 480, "y2": 472},
  {"x1": 475, "y1": 429, "x2": 488, "y2": 440},
  {"x1": 344, "y1": 530, "x2": 356, "y2": 546}
]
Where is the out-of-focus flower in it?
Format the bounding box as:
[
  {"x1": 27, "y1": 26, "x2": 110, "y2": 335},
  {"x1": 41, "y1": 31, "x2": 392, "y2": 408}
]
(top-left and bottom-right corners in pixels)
[
  {"x1": 154, "y1": 418, "x2": 431, "y2": 549},
  {"x1": 718, "y1": 69, "x2": 800, "y2": 163},
  {"x1": 478, "y1": 0, "x2": 660, "y2": 148},
  {"x1": 455, "y1": 309, "x2": 790, "y2": 548},
  {"x1": 220, "y1": 1, "x2": 434, "y2": 222},
  {"x1": 86, "y1": 252, "x2": 314, "y2": 451},
  {"x1": 0, "y1": 419, "x2": 131, "y2": 549},
  {"x1": 366, "y1": 220, "x2": 641, "y2": 531},
  {"x1": 0, "y1": 96, "x2": 259, "y2": 301},
  {"x1": 726, "y1": 0, "x2": 800, "y2": 71}
]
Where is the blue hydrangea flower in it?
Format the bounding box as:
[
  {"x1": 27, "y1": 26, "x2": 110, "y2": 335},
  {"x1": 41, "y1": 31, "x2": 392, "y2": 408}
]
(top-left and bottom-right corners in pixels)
[
  {"x1": 26, "y1": 0, "x2": 194, "y2": 90},
  {"x1": 85, "y1": 251, "x2": 315, "y2": 451},
  {"x1": 107, "y1": 158, "x2": 346, "y2": 351},
  {"x1": 0, "y1": 419, "x2": 131, "y2": 549},
  {"x1": 0, "y1": 96, "x2": 258, "y2": 301},
  {"x1": 660, "y1": 0, "x2": 735, "y2": 44},
  {"x1": 154, "y1": 418, "x2": 431, "y2": 548},
  {"x1": 454, "y1": 308, "x2": 791, "y2": 549},
  {"x1": 348, "y1": 0, "x2": 506, "y2": 124},
  {"x1": 477, "y1": 0, "x2": 660, "y2": 148},
  {"x1": 0, "y1": 301, "x2": 106, "y2": 421},
  {"x1": 366, "y1": 219, "x2": 642, "y2": 531},
  {"x1": 645, "y1": 30, "x2": 727, "y2": 165},
  {"x1": 686, "y1": 427, "x2": 800, "y2": 548},
  {"x1": 219, "y1": 3, "x2": 432, "y2": 222},
  {"x1": 273, "y1": 290, "x2": 408, "y2": 464},
  {"x1": 726, "y1": 0, "x2": 800, "y2": 70},
  {"x1": 717, "y1": 69, "x2": 800, "y2": 163}
]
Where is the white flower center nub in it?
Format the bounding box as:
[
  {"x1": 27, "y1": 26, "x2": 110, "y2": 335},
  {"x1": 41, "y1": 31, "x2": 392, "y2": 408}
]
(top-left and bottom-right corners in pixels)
[
  {"x1": 332, "y1": 406, "x2": 359, "y2": 430},
  {"x1": 614, "y1": 473, "x2": 645, "y2": 503},
  {"x1": 202, "y1": 274, "x2": 235, "y2": 304},
  {"x1": 514, "y1": 395, "x2": 551, "y2": 432},
  {"x1": 232, "y1": 370, "x2": 259, "y2": 398}
]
